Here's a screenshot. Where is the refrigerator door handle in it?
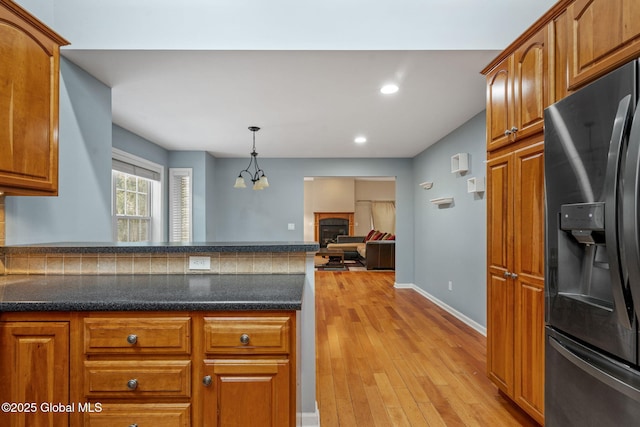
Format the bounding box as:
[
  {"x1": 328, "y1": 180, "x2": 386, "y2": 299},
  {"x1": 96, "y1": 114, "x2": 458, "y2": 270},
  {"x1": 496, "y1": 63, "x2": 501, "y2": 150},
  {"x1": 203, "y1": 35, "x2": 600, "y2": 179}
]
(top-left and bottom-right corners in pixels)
[
  {"x1": 623, "y1": 94, "x2": 640, "y2": 314},
  {"x1": 549, "y1": 335, "x2": 640, "y2": 404},
  {"x1": 604, "y1": 95, "x2": 633, "y2": 328}
]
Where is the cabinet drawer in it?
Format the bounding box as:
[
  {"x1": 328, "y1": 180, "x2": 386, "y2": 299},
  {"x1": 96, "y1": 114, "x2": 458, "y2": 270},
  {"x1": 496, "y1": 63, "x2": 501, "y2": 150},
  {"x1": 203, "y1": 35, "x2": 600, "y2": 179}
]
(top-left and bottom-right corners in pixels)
[
  {"x1": 83, "y1": 360, "x2": 191, "y2": 398},
  {"x1": 83, "y1": 403, "x2": 190, "y2": 427},
  {"x1": 84, "y1": 317, "x2": 190, "y2": 354},
  {"x1": 204, "y1": 316, "x2": 291, "y2": 354}
]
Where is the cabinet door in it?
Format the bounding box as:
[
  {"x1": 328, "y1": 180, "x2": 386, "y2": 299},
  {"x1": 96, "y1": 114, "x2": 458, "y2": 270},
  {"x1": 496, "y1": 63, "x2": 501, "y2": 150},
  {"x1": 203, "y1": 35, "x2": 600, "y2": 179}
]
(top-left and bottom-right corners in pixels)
[
  {"x1": 486, "y1": 152, "x2": 514, "y2": 394},
  {"x1": 513, "y1": 27, "x2": 549, "y2": 141},
  {"x1": 513, "y1": 141, "x2": 545, "y2": 423},
  {"x1": 486, "y1": 57, "x2": 514, "y2": 151},
  {"x1": 551, "y1": 9, "x2": 570, "y2": 101},
  {"x1": 0, "y1": 321, "x2": 69, "y2": 427},
  {"x1": 202, "y1": 359, "x2": 290, "y2": 427},
  {"x1": 568, "y1": 0, "x2": 640, "y2": 89},
  {"x1": 0, "y1": 2, "x2": 66, "y2": 195}
]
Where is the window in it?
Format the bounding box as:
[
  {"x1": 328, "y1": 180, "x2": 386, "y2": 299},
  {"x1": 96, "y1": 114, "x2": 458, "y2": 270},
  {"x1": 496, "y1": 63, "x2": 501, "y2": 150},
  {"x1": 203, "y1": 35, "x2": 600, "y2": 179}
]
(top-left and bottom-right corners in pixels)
[
  {"x1": 169, "y1": 168, "x2": 192, "y2": 242},
  {"x1": 112, "y1": 149, "x2": 163, "y2": 242}
]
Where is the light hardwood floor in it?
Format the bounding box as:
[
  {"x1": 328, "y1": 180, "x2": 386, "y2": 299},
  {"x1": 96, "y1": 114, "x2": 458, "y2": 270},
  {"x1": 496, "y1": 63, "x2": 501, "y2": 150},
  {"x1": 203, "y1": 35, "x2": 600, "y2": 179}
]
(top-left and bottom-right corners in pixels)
[{"x1": 315, "y1": 271, "x2": 539, "y2": 426}]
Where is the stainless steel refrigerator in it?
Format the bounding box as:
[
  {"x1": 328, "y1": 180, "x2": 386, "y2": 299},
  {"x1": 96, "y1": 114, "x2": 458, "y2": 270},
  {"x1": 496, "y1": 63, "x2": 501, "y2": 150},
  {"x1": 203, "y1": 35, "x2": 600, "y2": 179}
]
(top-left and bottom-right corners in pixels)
[{"x1": 545, "y1": 58, "x2": 640, "y2": 425}]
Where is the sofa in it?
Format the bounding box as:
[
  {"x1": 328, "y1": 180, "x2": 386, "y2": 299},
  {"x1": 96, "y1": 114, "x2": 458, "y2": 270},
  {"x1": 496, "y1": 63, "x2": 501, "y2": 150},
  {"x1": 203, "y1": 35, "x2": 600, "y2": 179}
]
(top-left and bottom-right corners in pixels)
[{"x1": 326, "y1": 231, "x2": 395, "y2": 270}]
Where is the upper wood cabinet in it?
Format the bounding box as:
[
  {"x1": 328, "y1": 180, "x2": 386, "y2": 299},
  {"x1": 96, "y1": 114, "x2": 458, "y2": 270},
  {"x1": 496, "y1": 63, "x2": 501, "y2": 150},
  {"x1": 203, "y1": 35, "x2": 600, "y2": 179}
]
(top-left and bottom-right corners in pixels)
[
  {"x1": 568, "y1": 0, "x2": 640, "y2": 89},
  {"x1": 486, "y1": 57, "x2": 513, "y2": 151},
  {"x1": 485, "y1": 25, "x2": 550, "y2": 152},
  {"x1": 0, "y1": 0, "x2": 68, "y2": 195}
]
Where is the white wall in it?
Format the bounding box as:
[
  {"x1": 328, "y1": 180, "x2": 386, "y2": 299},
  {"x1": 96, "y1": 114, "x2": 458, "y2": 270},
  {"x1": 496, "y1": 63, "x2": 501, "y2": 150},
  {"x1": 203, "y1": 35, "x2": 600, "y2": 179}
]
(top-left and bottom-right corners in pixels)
[{"x1": 311, "y1": 178, "x2": 355, "y2": 213}]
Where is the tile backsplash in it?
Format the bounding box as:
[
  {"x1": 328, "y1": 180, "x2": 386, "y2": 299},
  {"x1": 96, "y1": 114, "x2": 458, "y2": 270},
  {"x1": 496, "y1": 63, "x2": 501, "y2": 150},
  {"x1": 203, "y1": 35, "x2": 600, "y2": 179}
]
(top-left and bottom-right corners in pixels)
[{"x1": 1, "y1": 251, "x2": 306, "y2": 275}]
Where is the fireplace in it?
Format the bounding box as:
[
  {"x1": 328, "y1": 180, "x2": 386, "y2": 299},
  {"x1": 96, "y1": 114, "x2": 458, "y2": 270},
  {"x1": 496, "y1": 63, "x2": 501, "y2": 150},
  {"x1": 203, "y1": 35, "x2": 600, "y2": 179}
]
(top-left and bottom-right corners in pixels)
[
  {"x1": 314, "y1": 212, "x2": 354, "y2": 247},
  {"x1": 318, "y1": 218, "x2": 349, "y2": 247}
]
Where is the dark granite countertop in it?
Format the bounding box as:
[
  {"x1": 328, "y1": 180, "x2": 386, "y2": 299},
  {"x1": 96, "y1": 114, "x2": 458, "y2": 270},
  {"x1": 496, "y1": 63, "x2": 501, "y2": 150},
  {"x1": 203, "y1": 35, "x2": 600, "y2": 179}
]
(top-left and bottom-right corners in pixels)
[
  {"x1": 0, "y1": 241, "x2": 319, "y2": 255},
  {"x1": 0, "y1": 274, "x2": 305, "y2": 312}
]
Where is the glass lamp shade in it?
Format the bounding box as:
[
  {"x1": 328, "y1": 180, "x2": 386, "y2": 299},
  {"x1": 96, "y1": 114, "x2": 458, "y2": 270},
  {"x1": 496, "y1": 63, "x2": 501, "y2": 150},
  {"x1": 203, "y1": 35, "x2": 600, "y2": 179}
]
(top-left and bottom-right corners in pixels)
[
  {"x1": 234, "y1": 176, "x2": 246, "y2": 188},
  {"x1": 252, "y1": 180, "x2": 264, "y2": 190},
  {"x1": 259, "y1": 175, "x2": 269, "y2": 188}
]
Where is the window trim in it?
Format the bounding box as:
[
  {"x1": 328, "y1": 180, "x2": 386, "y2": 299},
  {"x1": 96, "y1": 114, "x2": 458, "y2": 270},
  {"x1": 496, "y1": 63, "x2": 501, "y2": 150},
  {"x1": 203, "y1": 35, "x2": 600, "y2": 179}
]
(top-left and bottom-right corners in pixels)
[{"x1": 112, "y1": 148, "x2": 165, "y2": 242}]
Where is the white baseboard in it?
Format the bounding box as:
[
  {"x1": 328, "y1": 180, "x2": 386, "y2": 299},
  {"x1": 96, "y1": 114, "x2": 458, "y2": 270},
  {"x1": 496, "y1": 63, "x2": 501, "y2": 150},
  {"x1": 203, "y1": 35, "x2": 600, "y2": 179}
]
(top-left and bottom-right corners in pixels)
[
  {"x1": 394, "y1": 282, "x2": 486, "y2": 336},
  {"x1": 299, "y1": 402, "x2": 321, "y2": 426}
]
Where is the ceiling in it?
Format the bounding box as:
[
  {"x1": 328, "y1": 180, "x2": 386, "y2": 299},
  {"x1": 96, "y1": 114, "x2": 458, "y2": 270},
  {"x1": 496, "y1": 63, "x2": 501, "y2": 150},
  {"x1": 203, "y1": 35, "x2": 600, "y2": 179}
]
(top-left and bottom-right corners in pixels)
[
  {"x1": 31, "y1": 0, "x2": 556, "y2": 159},
  {"x1": 64, "y1": 49, "x2": 498, "y2": 159}
]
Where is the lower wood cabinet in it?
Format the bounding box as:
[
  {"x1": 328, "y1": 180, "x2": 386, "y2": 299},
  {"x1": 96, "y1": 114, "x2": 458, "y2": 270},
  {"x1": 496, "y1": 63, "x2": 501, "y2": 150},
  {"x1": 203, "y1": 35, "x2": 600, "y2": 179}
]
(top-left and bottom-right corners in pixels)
[
  {"x1": 486, "y1": 137, "x2": 545, "y2": 424},
  {"x1": 83, "y1": 403, "x2": 191, "y2": 427},
  {"x1": 0, "y1": 310, "x2": 296, "y2": 427},
  {"x1": 202, "y1": 359, "x2": 290, "y2": 427},
  {"x1": 0, "y1": 319, "x2": 69, "y2": 427},
  {"x1": 201, "y1": 314, "x2": 294, "y2": 427}
]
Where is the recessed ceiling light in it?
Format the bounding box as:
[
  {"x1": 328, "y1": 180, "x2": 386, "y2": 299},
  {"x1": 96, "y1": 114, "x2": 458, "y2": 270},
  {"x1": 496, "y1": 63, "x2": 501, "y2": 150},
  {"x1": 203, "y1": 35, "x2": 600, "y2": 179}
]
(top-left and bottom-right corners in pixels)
[
  {"x1": 354, "y1": 136, "x2": 367, "y2": 144},
  {"x1": 380, "y1": 84, "x2": 399, "y2": 94}
]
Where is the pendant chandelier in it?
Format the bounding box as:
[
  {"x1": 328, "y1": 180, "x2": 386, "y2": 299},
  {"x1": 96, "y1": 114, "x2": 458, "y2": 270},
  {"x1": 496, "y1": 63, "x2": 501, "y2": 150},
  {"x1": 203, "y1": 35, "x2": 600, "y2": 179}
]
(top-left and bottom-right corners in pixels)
[{"x1": 233, "y1": 126, "x2": 270, "y2": 190}]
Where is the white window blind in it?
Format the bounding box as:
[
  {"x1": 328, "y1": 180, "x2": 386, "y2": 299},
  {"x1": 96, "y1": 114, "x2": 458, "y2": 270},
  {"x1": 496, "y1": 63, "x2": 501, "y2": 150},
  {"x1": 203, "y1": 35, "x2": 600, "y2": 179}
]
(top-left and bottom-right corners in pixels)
[
  {"x1": 169, "y1": 168, "x2": 192, "y2": 242},
  {"x1": 112, "y1": 158, "x2": 161, "y2": 181}
]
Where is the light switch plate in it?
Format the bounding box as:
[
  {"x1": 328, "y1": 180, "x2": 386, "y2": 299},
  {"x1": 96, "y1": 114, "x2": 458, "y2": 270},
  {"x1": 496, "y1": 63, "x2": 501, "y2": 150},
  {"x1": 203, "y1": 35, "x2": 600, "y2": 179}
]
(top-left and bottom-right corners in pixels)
[
  {"x1": 189, "y1": 256, "x2": 211, "y2": 270},
  {"x1": 288, "y1": 223, "x2": 295, "y2": 230}
]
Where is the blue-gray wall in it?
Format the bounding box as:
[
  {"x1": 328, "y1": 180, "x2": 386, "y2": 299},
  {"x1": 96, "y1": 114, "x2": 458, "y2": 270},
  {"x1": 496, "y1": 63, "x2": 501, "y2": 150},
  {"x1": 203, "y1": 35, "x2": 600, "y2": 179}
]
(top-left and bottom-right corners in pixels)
[
  {"x1": 5, "y1": 58, "x2": 113, "y2": 244},
  {"x1": 113, "y1": 124, "x2": 169, "y2": 167},
  {"x1": 214, "y1": 157, "x2": 414, "y2": 284},
  {"x1": 412, "y1": 111, "x2": 487, "y2": 327}
]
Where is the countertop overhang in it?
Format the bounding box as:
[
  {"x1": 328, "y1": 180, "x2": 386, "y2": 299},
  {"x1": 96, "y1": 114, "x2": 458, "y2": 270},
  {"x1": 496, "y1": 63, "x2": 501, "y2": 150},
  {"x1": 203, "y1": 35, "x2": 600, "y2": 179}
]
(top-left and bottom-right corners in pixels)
[
  {"x1": 0, "y1": 241, "x2": 320, "y2": 255},
  {"x1": 0, "y1": 274, "x2": 305, "y2": 312}
]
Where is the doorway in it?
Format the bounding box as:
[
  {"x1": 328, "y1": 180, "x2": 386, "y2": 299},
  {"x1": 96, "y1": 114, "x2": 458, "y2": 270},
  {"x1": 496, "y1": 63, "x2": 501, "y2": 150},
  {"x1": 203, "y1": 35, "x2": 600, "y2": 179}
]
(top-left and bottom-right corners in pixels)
[{"x1": 304, "y1": 176, "x2": 396, "y2": 274}]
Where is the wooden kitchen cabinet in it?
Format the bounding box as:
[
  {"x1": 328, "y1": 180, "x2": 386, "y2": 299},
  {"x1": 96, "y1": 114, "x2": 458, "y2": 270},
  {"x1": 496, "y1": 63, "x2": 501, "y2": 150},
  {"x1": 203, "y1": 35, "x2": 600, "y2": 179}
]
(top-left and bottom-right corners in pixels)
[
  {"x1": 0, "y1": 0, "x2": 68, "y2": 195},
  {"x1": 485, "y1": 25, "x2": 550, "y2": 152},
  {"x1": 80, "y1": 314, "x2": 192, "y2": 427},
  {"x1": 486, "y1": 56, "x2": 513, "y2": 151},
  {"x1": 0, "y1": 319, "x2": 70, "y2": 427},
  {"x1": 0, "y1": 311, "x2": 297, "y2": 427},
  {"x1": 200, "y1": 314, "x2": 296, "y2": 427},
  {"x1": 486, "y1": 139, "x2": 545, "y2": 424},
  {"x1": 482, "y1": 0, "x2": 640, "y2": 423},
  {"x1": 201, "y1": 359, "x2": 290, "y2": 427},
  {"x1": 567, "y1": 0, "x2": 640, "y2": 90},
  {"x1": 83, "y1": 403, "x2": 191, "y2": 427}
]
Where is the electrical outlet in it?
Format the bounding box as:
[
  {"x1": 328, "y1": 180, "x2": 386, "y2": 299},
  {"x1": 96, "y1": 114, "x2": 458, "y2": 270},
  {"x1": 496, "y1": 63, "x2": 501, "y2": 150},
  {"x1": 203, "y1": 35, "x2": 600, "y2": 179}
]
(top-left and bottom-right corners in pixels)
[
  {"x1": 448, "y1": 280, "x2": 453, "y2": 291},
  {"x1": 189, "y1": 256, "x2": 211, "y2": 270}
]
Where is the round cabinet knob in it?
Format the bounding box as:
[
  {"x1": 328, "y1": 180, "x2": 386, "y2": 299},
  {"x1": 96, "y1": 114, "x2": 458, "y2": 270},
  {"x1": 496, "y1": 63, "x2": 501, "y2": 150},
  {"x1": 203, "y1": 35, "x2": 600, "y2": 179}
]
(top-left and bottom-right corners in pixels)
[
  {"x1": 504, "y1": 271, "x2": 510, "y2": 278},
  {"x1": 130, "y1": 424, "x2": 138, "y2": 427},
  {"x1": 240, "y1": 334, "x2": 250, "y2": 345},
  {"x1": 511, "y1": 272, "x2": 519, "y2": 279},
  {"x1": 127, "y1": 379, "x2": 138, "y2": 390},
  {"x1": 504, "y1": 129, "x2": 512, "y2": 136},
  {"x1": 510, "y1": 126, "x2": 519, "y2": 133},
  {"x1": 202, "y1": 375, "x2": 212, "y2": 387},
  {"x1": 127, "y1": 334, "x2": 138, "y2": 345}
]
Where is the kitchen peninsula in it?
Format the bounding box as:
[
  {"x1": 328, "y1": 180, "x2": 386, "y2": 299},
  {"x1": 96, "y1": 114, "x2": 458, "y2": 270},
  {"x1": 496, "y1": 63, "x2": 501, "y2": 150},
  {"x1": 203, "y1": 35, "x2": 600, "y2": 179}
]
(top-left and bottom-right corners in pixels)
[{"x1": 0, "y1": 241, "x2": 319, "y2": 427}]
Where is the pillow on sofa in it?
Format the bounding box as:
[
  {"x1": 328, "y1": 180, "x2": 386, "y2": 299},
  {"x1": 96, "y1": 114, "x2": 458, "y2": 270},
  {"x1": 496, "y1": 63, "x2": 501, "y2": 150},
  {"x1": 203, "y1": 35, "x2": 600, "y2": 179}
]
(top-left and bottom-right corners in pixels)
[
  {"x1": 365, "y1": 229, "x2": 378, "y2": 241},
  {"x1": 371, "y1": 231, "x2": 386, "y2": 240}
]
